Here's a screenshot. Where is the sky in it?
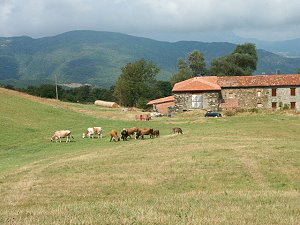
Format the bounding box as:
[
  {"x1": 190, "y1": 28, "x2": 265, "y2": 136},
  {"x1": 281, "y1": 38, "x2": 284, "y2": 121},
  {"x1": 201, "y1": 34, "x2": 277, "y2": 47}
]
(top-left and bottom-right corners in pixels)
[{"x1": 1, "y1": 0, "x2": 300, "y2": 42}]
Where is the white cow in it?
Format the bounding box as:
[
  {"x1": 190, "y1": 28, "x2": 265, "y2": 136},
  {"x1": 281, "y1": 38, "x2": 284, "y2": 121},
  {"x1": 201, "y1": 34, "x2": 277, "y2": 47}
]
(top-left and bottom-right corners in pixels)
[
  {"x1": 51, "y1": 130, "x2": 73, "y2": 143},
  {"x1": 82, "y1": 127, "x2": 103, "y2": 139}
]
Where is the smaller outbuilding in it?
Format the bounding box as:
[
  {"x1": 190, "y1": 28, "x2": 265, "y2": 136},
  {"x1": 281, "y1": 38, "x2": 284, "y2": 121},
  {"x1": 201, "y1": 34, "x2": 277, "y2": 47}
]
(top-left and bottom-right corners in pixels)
[
  {"x1": 147, "y1": 96, "x2": 175, "y2": 115},
  {"x1": 94, "y1": 100, "x2": 120, "y2": 108}
]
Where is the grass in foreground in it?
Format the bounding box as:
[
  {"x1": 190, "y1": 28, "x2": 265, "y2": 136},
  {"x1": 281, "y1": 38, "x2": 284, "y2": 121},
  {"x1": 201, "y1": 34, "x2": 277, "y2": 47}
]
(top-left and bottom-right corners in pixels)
[{"x1": 0, "y1": 88, "x2": 299, "y2": 224}]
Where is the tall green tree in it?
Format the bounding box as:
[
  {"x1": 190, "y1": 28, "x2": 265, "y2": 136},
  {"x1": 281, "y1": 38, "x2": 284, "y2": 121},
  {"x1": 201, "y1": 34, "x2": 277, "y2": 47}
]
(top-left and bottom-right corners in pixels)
[
  {"x1": 153, "y1": 80, "x2": 172, "y2": 97},
  {"x1": 177, "y1": 58, "x2": 187, "y2": 70},
  {"x1": 210, "y1": 56, "x2": 245, "y2": 76},
  {"x1": 188, "y1": 50, "x2": 207, "y2": 76},
  {"x1": 297, "y1": 68, "x2": 300, "y2": 74},
  {"x1": 113, "y1": 59, "x2": 160, "y2": 107},
  {"x1": 210, "y1": 43, "x2": 257, "y2": 76},
  {"x1": 170, "y1": 50, "x2": 207, "y2": 86},
  {"x1": 170, "y1": 58, "x2": 192, "y2": 86}
]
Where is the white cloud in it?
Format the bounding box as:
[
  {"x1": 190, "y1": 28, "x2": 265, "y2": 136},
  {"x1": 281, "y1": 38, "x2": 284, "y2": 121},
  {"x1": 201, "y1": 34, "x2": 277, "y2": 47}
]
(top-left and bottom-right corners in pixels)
[
  {"x1": 0, "y1": 0, "x2": 16, "y2": 26},
  {"x1": 1, "y1": 0, "x2": 300, "y2": 41}
]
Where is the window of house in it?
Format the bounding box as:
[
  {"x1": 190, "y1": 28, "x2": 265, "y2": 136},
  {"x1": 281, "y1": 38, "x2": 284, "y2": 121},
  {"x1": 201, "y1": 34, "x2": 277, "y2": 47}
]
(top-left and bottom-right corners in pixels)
[
  {"x1": 192, "y1": 95, "x2": 203, "y2": 108},
  {"x1": 228, "y1": 92, "x2": 234, "y2": 98},
  {"x1": 257, "y1": 91, "x2": 261, "y2": 97},
  {"x1": 291, "y1": 88, "x2": 296, "y2": 96},
  {"x1": 272, "y1": 102, "x2": 277, "y2": 109},
  {"x1": 291, "y1": 102, "x2": 296, "y2": 109},
  {"x1": 272, "y1": 88, "x2": 277, "y2": 96}
]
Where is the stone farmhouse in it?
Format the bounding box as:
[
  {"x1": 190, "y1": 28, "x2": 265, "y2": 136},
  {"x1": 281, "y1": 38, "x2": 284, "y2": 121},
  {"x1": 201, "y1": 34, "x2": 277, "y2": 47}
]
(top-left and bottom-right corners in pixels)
[{"x1": 147, "y1": 74, "x2": 300, "y2": 114}]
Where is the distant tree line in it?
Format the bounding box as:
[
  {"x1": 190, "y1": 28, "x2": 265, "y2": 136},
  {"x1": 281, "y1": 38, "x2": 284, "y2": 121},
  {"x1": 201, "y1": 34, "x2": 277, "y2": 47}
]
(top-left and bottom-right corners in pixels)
[
  {"x1": 5, "y1": 84, "x2": 116, "y2": 104},
  {"x1": 3, "y1": 75, "x2": 172, "y2": 108}
]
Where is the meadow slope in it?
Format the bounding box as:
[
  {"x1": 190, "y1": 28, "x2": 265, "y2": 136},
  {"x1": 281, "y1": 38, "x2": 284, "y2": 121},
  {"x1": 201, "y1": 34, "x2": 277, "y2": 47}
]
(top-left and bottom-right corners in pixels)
[{"x1": 0, "y1": 87, "x2": 299, "y2": 224}]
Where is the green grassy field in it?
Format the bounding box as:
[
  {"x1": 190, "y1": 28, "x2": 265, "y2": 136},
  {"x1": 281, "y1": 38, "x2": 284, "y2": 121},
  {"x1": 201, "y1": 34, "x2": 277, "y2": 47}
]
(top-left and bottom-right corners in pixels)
[{"x1": 0, "y1": 88, "x2": 299, "y2": 224}]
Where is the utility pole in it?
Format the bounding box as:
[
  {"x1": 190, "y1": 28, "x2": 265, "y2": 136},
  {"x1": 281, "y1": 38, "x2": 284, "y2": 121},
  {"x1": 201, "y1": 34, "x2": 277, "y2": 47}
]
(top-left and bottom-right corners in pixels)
[{"x1": 54, "y1": 74, "x2": 59, "y2": 100}]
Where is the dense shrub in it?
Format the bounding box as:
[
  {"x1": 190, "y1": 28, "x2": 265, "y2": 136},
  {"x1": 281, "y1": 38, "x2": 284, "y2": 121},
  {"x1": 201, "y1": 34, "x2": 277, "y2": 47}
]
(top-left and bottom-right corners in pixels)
[
  {"x1": 223, "y1": 109, "x2": 237, "y2": 117},
  {"x1": 283, "y1": 104, "x2": 290, "y2": 110},
  {"x1": 248, "y1": 108, "x2": 259, "y2": 113}
]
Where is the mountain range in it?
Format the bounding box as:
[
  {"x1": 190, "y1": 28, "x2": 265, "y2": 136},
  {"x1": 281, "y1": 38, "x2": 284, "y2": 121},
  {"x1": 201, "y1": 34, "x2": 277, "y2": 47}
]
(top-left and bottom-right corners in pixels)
[{"x1": 0, "y1": 30, "x2": 300, "y2": 88}]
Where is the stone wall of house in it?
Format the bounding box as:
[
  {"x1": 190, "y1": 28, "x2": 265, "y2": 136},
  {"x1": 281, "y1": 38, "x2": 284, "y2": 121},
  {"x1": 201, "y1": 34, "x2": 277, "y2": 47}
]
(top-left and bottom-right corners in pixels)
[
  {"x1": 203, "y1": 92, "x2": 221, "y2": 110},
  {"x1": 171, "y1": 87, "x2": 300, "y2": 113},
  {"x1": 221, "y1": 88, "x2": 269, "y2": 109},
  {"x1": 221, "y1": 87, "x2": 300, "y2": 110},
  {"x1": 270, "y1": 87, "x2": 300, "y2": 110},
  {"x1": 172, "y1": 92, "x2": 221, "y2": 113},
  {"x1": 173, "y1": 93, "x2": 190, "y2": 111}
]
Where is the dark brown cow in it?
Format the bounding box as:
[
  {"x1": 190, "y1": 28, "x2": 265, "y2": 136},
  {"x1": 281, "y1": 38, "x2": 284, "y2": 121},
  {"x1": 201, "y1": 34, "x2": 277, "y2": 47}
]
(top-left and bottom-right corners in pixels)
[
  {"x1": 121, "y1": 129, "x2": 129, "y2": 141},
  {"x1": 153, "y1": 129, "x2": 160, "y2": 138},
  {"x1": 172, "y1": 127, "x2": 183, "y2": 134},
  {"x1": 136, "y1": 128, "x2": 154, "y2": 139},
  {"x1": 110, "y1": 130, "x2": 120, "y2": 142}
]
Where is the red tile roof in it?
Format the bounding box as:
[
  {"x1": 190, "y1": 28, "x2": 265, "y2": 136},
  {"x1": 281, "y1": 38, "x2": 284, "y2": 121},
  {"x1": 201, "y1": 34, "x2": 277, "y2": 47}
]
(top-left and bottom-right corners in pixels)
[
  {"x1": 218, "y1": 74, "x2": 300, "y2": 87},
  {"x1": 147, "y1": 95, "x2": 175, "y2": 105},
  {"x1": 172, "y1": 74, "x2": 300, "y2": 92},
  {"x1": 172, "y1": 76, "x2": 221, "y2": 92}
]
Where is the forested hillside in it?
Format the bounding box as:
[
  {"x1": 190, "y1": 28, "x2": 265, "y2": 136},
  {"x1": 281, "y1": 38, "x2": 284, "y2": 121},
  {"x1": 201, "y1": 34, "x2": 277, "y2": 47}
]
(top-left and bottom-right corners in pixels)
[{"x1": 1, "y1": 30, "x2": 300, "y2": 88}]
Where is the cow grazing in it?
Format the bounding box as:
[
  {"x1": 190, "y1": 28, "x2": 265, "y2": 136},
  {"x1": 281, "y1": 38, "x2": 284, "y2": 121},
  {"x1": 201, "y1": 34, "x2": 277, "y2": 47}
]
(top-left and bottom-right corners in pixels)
[
  {"x1": 153, "y1": 129, "x2": 160, "y2": 138},
  {"x1": 136, "y1": 128, "x2": 154, "y2": 139},
  {"x1": 126, "y1": 127, "x2": 139, "y2": 138},
  {"x1": 121, "y1": 129, "x2": 129, "y2": 141},
  {"x1": 82, "y1": 127, "x2": 103, "y2": 139},
  {"x1": 51, "y1": 130, "x2": 74, "y2": 143},
  {"x1": 172, "y1": 127, "x2": 183, "y2": 135},
  {"x1": 135, "y1": 114, "x2": 151, "y2": 121},
  {"x1": 110, "y1": 130, "x2": 120, "y2": 142}
]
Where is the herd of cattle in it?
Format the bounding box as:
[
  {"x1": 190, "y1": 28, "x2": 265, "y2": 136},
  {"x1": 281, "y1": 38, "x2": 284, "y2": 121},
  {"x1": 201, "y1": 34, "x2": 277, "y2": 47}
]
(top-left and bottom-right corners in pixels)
[{"x1": 50, "y1": 127, "x2": 183, "y2": 143}]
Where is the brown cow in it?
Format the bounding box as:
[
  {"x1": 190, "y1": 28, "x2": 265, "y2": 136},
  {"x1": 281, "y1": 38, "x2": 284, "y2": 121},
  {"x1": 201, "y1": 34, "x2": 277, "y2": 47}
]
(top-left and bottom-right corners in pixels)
[
  {"x1": 172, "y1": 127, "x2": 183, "y2": 135},
  {"x1": 136, "y1": 128, "x2": 154, "y2": 139},
  {"x1": 135, "y1": 114, "x2": 151, "y2": 121},
  {"x1": 126, "y1": 127, "x2": 139, "y2": 138},
  {"x1": 110, "y1": 130, "x2": 120, "y2": 142}
]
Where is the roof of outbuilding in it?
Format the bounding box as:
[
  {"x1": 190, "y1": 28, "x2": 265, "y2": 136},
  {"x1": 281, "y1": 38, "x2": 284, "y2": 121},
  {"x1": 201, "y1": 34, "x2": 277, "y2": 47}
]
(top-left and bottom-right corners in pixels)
[
  {"x1": 147, "y1": 95, "x2": 175, "y2": 105},
  {"x1": 172, "y1": 74, "x2": 300, "y2": 92}
]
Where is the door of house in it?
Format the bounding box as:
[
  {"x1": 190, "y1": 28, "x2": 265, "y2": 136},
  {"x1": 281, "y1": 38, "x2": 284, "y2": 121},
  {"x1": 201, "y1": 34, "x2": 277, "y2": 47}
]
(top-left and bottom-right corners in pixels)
[{"x1": 192, "y1": 95, "x2": 203, "y2": 108}]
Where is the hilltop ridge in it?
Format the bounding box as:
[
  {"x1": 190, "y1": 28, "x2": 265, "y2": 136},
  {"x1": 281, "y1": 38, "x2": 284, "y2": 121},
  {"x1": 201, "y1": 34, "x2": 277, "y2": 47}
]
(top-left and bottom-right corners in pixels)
[{"x1": 1, "y1": 30, "x2": 300, "y2": 88}]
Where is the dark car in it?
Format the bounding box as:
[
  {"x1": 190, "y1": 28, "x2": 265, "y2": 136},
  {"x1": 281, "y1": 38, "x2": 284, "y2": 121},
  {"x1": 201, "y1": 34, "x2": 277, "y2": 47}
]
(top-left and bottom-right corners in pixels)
[{"x1": 205, "y1": 111, "x2": 222, "y2": 117}]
